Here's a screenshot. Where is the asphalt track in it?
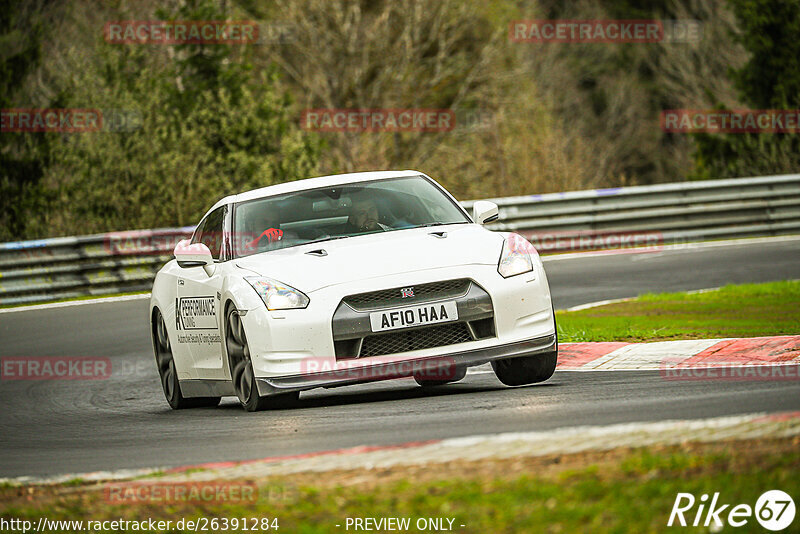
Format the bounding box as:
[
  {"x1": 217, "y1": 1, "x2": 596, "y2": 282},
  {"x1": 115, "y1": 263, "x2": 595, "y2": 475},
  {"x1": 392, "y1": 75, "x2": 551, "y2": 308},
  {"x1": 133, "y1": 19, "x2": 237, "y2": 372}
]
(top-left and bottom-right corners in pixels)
[{"x1": 1, "y1": 237, "x2": 798, "y2": 478}]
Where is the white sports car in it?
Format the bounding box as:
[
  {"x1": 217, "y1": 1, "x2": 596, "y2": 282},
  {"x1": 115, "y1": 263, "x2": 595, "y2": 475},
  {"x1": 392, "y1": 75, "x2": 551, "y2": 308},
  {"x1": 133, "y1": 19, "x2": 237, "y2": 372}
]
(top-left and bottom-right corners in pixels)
[{"x1": 149, "y1": 170, "x2": 557, "y2": 411}]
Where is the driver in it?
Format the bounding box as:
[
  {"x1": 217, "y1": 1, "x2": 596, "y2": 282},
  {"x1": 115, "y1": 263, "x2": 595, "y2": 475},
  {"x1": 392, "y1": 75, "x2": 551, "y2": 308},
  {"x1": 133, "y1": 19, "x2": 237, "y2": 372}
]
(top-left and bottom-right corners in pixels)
[{"x1": 342, "y1": 197, "x2": 388, "y2": 234}]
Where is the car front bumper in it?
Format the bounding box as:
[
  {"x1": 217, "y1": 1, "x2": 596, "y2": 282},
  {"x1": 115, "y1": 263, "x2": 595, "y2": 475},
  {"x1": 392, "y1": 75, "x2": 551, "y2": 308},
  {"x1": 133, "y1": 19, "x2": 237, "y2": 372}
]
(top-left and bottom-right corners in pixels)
[
  {"x1": 254, "y1": 332, "x2": 556, "y2": 396},
  {"x1": 240, "y1": 262, "x2": 555, "y2": 381}
]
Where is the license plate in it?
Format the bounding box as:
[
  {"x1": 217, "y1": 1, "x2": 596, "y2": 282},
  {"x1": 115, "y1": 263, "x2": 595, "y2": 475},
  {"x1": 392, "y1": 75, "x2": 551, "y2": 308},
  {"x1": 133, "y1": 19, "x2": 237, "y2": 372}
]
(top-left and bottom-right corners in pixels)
[{"x1": 369, "y1": 301, "x2": 458, "y2": 332}]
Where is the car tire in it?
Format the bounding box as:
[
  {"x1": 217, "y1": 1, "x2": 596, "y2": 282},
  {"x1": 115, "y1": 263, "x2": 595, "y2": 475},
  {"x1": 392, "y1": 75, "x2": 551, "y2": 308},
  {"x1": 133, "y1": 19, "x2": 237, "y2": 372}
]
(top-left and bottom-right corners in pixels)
[
  {"x1": 153, "y1": 310, "x2": 220, "y2": 409},
  {"x1": 414, "y1": 366, "x2": 467, "y2": 387},
  {"x1": 491, "y1": 351, "x2": 557, "y2": 386},
  {"x1": 492, "y1": 309, "x2": 559, "y2": 386},
  {"x1": 225, "y1": 305, "x2": 299, "y2": 412}
]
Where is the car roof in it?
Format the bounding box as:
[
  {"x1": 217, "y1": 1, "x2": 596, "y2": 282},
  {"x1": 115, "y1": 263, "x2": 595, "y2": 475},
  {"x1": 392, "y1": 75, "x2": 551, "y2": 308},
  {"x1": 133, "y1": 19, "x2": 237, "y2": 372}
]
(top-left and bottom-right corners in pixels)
[{"x1": 205, "y1": 170, "x2": 425, "y2": 215}]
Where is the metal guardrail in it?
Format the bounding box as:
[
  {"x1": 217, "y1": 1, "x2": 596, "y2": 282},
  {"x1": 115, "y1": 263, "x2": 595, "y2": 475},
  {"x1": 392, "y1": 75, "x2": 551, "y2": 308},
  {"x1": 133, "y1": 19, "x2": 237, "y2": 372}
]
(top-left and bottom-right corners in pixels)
[
  {"x1": 0, "y1": 228, "x2": 195, "y2": 306},
  {"x1": 1, "y1": 174, "x2": 799, "y2": 306}
]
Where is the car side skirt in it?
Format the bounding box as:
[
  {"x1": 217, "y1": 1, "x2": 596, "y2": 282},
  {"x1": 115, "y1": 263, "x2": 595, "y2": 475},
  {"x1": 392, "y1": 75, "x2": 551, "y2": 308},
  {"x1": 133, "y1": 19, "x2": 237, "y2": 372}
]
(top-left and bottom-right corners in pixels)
[{"x1": 179, "y1": 379, "x2": 236, "y2": 398}]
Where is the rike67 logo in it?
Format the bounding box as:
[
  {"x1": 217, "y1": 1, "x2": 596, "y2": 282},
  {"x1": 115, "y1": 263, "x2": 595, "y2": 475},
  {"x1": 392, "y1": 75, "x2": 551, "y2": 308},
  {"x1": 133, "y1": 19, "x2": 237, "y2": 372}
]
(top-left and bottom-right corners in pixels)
[{"x1": 668, "y1": 490, "x2": 795, "y2": 531}]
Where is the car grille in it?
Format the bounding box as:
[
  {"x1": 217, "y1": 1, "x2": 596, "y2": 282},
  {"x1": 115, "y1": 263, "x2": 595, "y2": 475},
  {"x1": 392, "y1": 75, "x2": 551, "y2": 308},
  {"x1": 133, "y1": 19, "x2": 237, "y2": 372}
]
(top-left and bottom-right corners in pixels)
[
  {"x1": 332, "y1": 279, "x2": 496, "y2": 360},
  {"x1": 359, "y1": 322, "x2": 474, "y2": 358},
  {"x1": 343, "y1": 279, "x2": 471, "y2": 311}
]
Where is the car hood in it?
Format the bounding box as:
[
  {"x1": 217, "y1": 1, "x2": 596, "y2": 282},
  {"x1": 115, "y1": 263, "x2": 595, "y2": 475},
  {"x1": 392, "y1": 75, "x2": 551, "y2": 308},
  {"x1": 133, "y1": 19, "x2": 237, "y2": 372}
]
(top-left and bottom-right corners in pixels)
[{"x1": 233, "y1": 224, "x2": 505, "y2": 292}]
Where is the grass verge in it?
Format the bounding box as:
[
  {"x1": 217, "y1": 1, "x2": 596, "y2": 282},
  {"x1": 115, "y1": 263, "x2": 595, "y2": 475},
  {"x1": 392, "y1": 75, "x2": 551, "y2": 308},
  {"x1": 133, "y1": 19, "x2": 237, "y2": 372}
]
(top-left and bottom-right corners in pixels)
[
  {"x1": 0, "y1": 438, "x2": 797, "y2": 533},
  {"x1": 557, "y1": 280, "x2": 800, "y2": 342}
]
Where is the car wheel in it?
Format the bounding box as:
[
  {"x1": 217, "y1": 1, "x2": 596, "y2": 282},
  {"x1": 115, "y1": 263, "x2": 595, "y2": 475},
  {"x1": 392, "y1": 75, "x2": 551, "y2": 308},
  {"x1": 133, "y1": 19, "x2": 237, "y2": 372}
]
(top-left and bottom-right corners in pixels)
[
  {"x1": 153, "y1": 310, "x2": 220, "y2": 409},
  {"x1": 491, "y1": 351, "x2": 557, "y2": 386},
  {"x1": 225, "y1": 305, "x2": 298, "y2": 412},
  {"x1": 492, "y1": 310, "x2": 559, "y2": 386},
  {"x1": 414, "y1": 366, "x2": 467, "y2": 387}
]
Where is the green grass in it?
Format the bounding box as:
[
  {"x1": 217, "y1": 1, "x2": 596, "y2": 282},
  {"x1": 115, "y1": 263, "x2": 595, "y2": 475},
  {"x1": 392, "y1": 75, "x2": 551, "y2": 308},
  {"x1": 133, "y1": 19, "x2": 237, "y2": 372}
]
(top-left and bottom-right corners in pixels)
[
  {"x1": 1, "y1": 442, "x2": 797, "y2": 533},
  {"x1": 557, "y1": 280, "x2": 800, "y2": 342}
]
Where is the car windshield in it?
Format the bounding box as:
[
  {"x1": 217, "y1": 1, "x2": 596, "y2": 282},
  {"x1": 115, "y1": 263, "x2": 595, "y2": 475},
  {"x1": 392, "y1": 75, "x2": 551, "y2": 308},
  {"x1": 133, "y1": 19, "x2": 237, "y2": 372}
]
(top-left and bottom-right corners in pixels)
[{"x1": 232, "y1": 175, "x2": 470, "y2": 258}]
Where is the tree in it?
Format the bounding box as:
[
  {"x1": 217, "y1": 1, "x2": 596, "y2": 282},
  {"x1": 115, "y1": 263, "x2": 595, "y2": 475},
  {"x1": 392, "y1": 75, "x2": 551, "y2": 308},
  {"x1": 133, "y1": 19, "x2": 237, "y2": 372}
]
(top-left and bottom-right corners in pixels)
[
  {"x1": 0, "y1": 0, "x2": 53, "y2": 240},
  {"x1": 29, "y1": 0, "x2": 321, "y2": 237},
  {"x1": 691, "y1": 0, "x2": 800, "y2": 179}
]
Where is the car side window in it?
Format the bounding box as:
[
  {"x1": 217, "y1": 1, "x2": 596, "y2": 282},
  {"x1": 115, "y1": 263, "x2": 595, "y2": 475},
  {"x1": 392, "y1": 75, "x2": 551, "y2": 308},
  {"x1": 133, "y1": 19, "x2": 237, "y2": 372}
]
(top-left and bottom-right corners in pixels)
[{"x1": 191, "y1": 206, "x2": 226, "y2": 260}]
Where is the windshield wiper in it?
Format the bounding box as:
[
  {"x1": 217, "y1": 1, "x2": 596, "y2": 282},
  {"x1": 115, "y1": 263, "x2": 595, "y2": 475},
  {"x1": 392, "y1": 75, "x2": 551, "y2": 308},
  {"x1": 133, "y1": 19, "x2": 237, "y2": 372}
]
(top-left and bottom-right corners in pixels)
[
  {"x1": 301, "y1": 235, "x2": 351, "y2": 246},
  {"x1": 411, "y1": 222, "x2": 464, "y2": 229}
]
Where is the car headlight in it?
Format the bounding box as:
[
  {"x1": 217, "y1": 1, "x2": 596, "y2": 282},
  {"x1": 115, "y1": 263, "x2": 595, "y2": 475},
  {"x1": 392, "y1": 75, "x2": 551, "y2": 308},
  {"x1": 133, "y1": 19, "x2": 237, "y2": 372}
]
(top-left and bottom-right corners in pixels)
[
  {"x1": 245, "y1": 277, "x2": 310, "y2": 310},
  {"x1": 498, "y1": 233, "x2": 538, "y2": 278}
]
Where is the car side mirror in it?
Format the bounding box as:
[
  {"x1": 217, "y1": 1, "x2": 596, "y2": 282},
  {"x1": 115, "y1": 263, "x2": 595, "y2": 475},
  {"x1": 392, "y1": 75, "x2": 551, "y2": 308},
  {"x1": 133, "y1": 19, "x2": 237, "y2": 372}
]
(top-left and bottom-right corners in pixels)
[
  {"x1": 174, "y1": 239, "x2": 214, "y2": 268},
  {"x1": 473, "y1": 201, "x2": 499, "y2": 225}
]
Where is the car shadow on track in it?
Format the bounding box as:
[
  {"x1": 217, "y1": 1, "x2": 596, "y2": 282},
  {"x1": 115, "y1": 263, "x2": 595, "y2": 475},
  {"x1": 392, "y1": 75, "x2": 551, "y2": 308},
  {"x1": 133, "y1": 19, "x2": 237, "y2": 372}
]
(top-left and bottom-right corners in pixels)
[{"x1": 211, "y1": 378, "x2": 562, "y2": 412}]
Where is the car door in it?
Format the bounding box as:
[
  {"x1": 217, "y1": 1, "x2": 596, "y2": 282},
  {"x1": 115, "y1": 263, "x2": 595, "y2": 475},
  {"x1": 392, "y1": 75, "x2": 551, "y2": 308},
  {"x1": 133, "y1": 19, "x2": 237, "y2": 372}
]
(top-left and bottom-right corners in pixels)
[{"x1": 175, "y1": 205, "x2": 229, "y2": 380}]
